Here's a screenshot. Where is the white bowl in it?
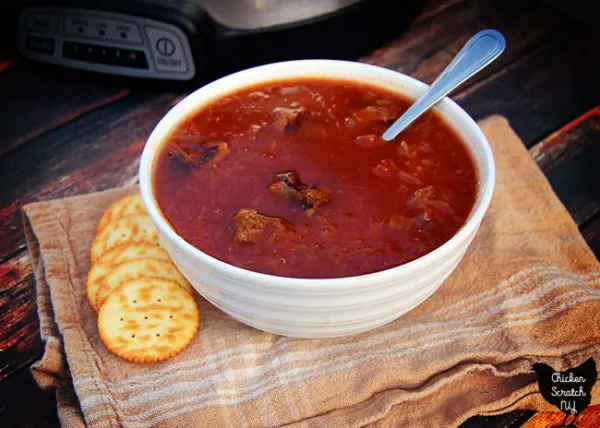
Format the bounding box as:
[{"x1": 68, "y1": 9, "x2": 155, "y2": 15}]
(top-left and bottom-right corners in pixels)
[{"x1": 139, "y1": 60, "x2": 495, "y2": 338}]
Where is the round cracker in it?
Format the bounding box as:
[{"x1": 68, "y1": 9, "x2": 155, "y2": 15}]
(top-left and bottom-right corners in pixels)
[
  {"x1": 97, "y1": 193, "x2": 146, "y2": 232},
  {"x1": 96, "y1": 258, "x2": 194, "y2": 309},
  {"x1": 86, "y1": 243, "x2": 170, "y2": 312},
  {"x1": 90, "y1": 213, "x2": 158, "y2": 262},
  {"x1": 98, "y1": 278, "x2": 199, "y2": 363}
]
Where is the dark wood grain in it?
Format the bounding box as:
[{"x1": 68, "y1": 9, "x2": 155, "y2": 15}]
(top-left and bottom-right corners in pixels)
[
  {"x1": 582, "y1": 215, "x2": 600, "y2": 258},
  {"x1": 0, "y1": 64, "x2": 132, "y2": 158},
  {"x1": 0, "y1": 368, "x2": 59, "y2": 428},
  {"x1": 529, "y1": 105, "x2": 600, "y2": 226},
  {"x1": 361, "y1": 0, "x2": 566, "y2": 86},
  {"x1": 454, "y1": 28, "x2": 600, "y2": 146},
  {"x1": 541, "y1": 0, "x2": 600, "y2": 29},
  {"x1": 522, "y1": 404, "x2": 600, "y2": 428},
  {"x1": 462, "y1": 410, "x2": 536, "y2": 428},
  {"x1": 0, "y1": 91, "x2": 182, "y2": 260},
  {"x1": 414, "y1": 0, "x2": 467, "y2": 23},
  {"x1": 0, "y1": 252, "x2": 42, "y2": 382}
]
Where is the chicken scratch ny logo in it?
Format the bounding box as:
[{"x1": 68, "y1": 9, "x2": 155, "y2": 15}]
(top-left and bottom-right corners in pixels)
[{"x1": 532, "y1": 358, "x2": 597, "y2": 427}]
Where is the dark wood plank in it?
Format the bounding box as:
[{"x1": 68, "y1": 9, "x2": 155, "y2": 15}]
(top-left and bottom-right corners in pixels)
[
  {"x1": 0, "y1": 251, "x2": 42, "y2": 381},
  {"x1": 361, "y1": 0, "x2": 567, "y2": 86},
  {"x1": 462, "y1": 410, "x2": 535, "y2": 428},
  {"x1": 529, "y1": 105, "x2": 600, "y2": 226},
  {"x1": 0, "y1": 368, "x2": 59, "y2": 428},
  {"x1": 414, "y1": 0, "x2": 467, "y2": 23},
  {"x1": 454, "y1": 28, "x2": 600, "y2": 146},
  {"x1": 541, "y1": 0, "x2": 600, "y2": 29},
  {"x1": 0, "y1": 91, "x2": 182, "y2": 260},
  {"x1": 0, "y1": 64, "x2": 132, "y2": 158},
  {"x1": 521, "y1": 404, "x2": 600, "y2": 428},
  {"x1": 582, "y1": 214, "x2": 600, "y2": 259}
]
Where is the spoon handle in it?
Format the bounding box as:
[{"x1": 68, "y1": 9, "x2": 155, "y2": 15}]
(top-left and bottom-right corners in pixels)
[{"x1": 382, "y1": 29, "x2": 506, "y2": 141}]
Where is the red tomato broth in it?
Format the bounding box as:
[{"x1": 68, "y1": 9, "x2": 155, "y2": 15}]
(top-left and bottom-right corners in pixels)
[{"x1": 153, "y1": 78, "x2": 478, "y2": 278}]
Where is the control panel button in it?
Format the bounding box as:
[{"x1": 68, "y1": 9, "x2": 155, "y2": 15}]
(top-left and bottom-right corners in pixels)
[
  {"x1": 156, "y1": 37, "x2": 176, "y2": 56},
  {"x1": 25, "y1": 35, "x2": 56, "y2": 55},
  {"x1": 64, "y1": 15, "x2": 142, "y2": 44},
  {"x1": 25, "y1": 13, "x2": 58, "y2": 34},
  {"x1": 110, "y1": 22, "x2": 142, "y2": 44},
  {"x1": 144, "y1": 25, "x2": 187, "y2": 72},
  {"x1": 64, "y1": 15, "x2": 90, "y2": 36},
  {"x1": 62, "y1": 41, "x2": 149, "y2": 69},
  {"x1": 120, "y1": 49, "x2": 148, "y2": 68}
]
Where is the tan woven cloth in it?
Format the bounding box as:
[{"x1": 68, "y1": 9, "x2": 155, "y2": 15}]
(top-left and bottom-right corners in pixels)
[{"x1": 23, "y1": 116, "x2": 600, "y2": 428}]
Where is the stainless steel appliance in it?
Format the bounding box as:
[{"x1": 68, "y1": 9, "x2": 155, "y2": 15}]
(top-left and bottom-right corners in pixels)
[{"x1": 14, "y1": 0, "x2": 420, "y2": 81}]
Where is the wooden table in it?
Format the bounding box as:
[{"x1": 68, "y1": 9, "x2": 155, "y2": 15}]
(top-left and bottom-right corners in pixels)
[{"x1": 1, "y1": 0, "x2": 599, "y2": 426}]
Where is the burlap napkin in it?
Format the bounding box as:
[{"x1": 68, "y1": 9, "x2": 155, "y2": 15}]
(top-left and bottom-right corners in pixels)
[{"x1": 23, "y1": 116, "x2": 600, "y2": 428}]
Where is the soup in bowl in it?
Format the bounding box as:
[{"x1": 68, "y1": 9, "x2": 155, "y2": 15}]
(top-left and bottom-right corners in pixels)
[{"x1": 139, "y1": 60, "x2": 495, "y2": 338}]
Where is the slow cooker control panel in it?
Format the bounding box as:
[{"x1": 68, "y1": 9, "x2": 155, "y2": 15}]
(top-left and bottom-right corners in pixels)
[{"x1": 18, "y1": 8, "x2": 196, "y2": 80}]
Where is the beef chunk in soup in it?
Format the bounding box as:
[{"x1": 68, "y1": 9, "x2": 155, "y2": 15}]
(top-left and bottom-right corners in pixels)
[
  {"x1": 169, "y1": 141, "x2": 230, "y2": 169},
  {"x1": 269, "y1": 171, "x2": 331, "y2": 210},
  {"x1": 352, "y1": 103, "x2": 398, "y2": 125},
  {"x1": 233, "y1": 209, "x2": 292, "y2": 244},
  {"x1": 273, "y1": 107, "x2": 305, "y2": 132}
]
